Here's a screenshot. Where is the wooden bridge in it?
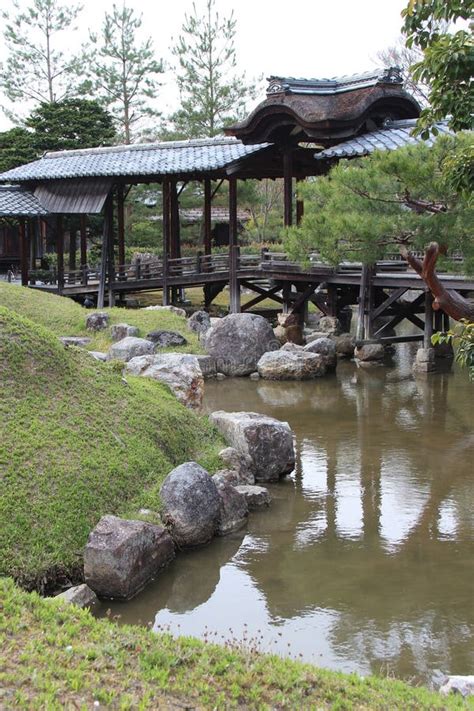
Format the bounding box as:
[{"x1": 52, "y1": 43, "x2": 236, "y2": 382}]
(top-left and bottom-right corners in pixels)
[{"x1": 26, "y1": 249, "x2": 474, "y2": 347}]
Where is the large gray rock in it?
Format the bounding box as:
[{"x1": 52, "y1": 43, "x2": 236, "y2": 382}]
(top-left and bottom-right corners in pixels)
[
  {"x1": 86, "y1": 312, "x2": 110, "y2": 331},
  {"x1": 88, "y1": 350, "x2": 107, "y2": 362},
  {"x1": 334, "y1": 333, "x2": 355, "y2": 358},
  {"x1": 304, "y1": 337, "x2": 337, "y2": 371},
  {"x1": 439, "y1": 676, "x2": 474, "y2": 698},
  {"x1": 84, "y1": 515, "x2": 175, "y2": 600},
  {"x1": 235, "y1": 484, "x2": 271, "y2": 509},
  {"x1": 202, "y1": 313, "x2": 279, "y2": 376},
  {"x1": 218, "y1": 447, "x2": 255, "y2": 484},
  {"x1": 111, "y1": 323, "x2": 140, "y2": 342},
  {"x1": 141, "y1": 305, "x2": 186, "y2": 318},
  {"x1": 160, "y1": 462, "x2": 220, "y2": 547},
  {"x1": 195, "y1": 354, "x2": 217, "y2": 379},
  {"x1": 56, "y1": 583, "x2": 98, "y2": 609},
  {"x1": 257, "y1": 350, "x2": 327, "y2": 380},
  {"x1": 108, "y1": 336, "x2": 155, "y2": 362},
  {"x1": 317, "y1": 316, "x2": 341, "y2": 335},
  {"x1": 188, "y1": 310, "x2": 211, "y2": 335},
  {"x1": 354, "y1": 343, "x2": 385, "y2": 362},
  {"x1": 60, "y1": 336, "x2": 92, "y2": 347},
  {"x1": 125, "y1": 353, "x2": 204, "y2": 409},
  {"x1": 210, "y1": 411, "x2": 295, "y2": 482},
  {"x1": 214, "y1": 479, "x2": 248, "y2": 535},
  {"x1": 147, "y1": 330, "x2": 187, "y2": 348}
]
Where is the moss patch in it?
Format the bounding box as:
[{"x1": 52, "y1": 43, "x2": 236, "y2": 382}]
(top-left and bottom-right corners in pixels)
[
  {"x1": 1, "y1": 579, "x2": 469, "y2": 710},
  {"x1": 0, "y1": 304, "x2": 222, "y2": 589}
]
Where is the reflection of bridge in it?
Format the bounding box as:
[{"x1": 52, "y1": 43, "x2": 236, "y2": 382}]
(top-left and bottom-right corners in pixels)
[{"x1": 28, "y1": 250, "x2": 474, "y2": 345}]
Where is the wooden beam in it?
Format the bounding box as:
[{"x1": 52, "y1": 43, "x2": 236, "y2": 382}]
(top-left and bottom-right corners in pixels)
[
  {"x1": 204, "y1": 178, "x2": 212, "y2": 256},
  {"x1": 170, "y1": 179, "x2": 181, "y2": 260},
  {"x1": 106, "y1": 196, "x2": 115, "y2": 307},
  {"x1": 424, "y1": 290, "x2": 433, "y2": 348},
  {"x1": 356, "y1": 264, "x2": 369, "y2": 341},
  {"x1": 19, "y1": 219, "x2": 28, "y2": 286},
  {"x1": 68, "y1": 219, "x2": 76, "y2": 273},
  {"x1": 371, "y1": 287, "x2": 408, "y2": 321},
  {"x1": 241, "y1": 285, "x2": 284, "y2": 311},
  {"x1": 97, "y1": 202, "x2": 110, "y2": 309},
  {"x1": 162, "y1": 178, "x2": 170, "y2": 305},
  {"x1": 240, "y1": 280, "x2": 285, "y2": 305},
  {"x1": 80, "y1": 215, "x2": 87, "y2": 268}
]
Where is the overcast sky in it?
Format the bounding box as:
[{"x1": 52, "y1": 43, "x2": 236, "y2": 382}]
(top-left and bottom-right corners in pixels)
[{"x1": 0, "y1": 0, "x2": 409, "y2": 132}]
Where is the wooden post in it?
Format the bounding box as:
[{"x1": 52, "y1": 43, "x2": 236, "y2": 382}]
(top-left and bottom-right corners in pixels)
[
  {"x1": 162, "y1": 178, "x2": 170, "y2": 306},
  {"x1": 424, "y1": 290, "x2": 433, "y2": 348},
  {"x1": 19, "y1": 219, "x2": 28, "y2": 286},
  {"x1": 296, "y1": 178, "x2": 304, "y2": 226},
  {"x1": 228, "y1": 176, "x2": 240, "y2": 313},
  {"x1": 204, "y1": 178, "x2": 212, "y2": 256},
  {"x1": 356, "y1": 264, "x2": 369, "y2": 342},
  {"x1": 283, "y1": 150, "x2": 293, "y2": 227},
  {"x1": 56, "y1": 215, "x2": 64, "y2": 295},
  {"x1": 97, "y1": 200, "x2": 111, "y2": 309},
  {"x1": 117, "y1": 186, "x2": 126, "y2": 276},
  {"x1": 80, "y1": 215, "x2": 88, "y2": 284},
  {"x1": 106, "y1": 196, "x2": 115, "y2": 307},
  {"x1": 282, "y1": 282, "x2": 291, "y2": 314},
  {"x1": 364, "y1": 266, "x2": 375, "y2": 338}
]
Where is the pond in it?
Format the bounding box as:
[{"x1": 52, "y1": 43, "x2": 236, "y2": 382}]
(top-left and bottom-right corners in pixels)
[{"x1": 98, "y1": 344, "x2": 473, "y2": 685}]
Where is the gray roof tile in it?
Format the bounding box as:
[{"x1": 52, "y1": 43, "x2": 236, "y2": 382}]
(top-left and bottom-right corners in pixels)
[
  {"x1": 0, "y1": 137, "x2": 270, "y2": 183},
  {"x1": 0, "y1": 185, "x2": 48, "y2": 216},
  {"x1": 314, "y1": 119, "x2": 453, "y2": 159}
]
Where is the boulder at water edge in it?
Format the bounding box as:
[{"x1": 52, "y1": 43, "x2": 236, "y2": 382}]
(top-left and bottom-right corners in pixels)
[
  {"x1": 195, "y1": 354, "x2": 217, "y2": 379},
  {"x1": 146, "y1": 330, "x2": 187, "y2": 348},
  {"x1": 125, "y1": 353, "x2": 204, "y2": 409},
  {"x1": 317, "y1": 316, "x2": 341, "y2": 335},
  {"x1": 210, "y1": 411, "x2": 295, "y2": 482},
  {"x1": 214, "y1": 479, "x2": 249, "y2": 535},
  {"x1": 84, "y1": 515, "x2": 175, "y2": 600},
  {"x1": 202, "y1": 313, "x2": 280, "y2": 376},
  {"x1": 111, "y1": 323, "x2": 140, "y2": 341},
  {"x1": 354, "y1": 343, "x2": 385, "y2": 363},
  {"x1": 257, "y1": 350, "x2": 327, "y2": 380},
  {"x1": 218, "y1": 446, "x2": 255, "y2": 484},
  {"x1": 160, "y1": 462, "x2": 221, "y2": 547},
  {"x1": 304, "y1": 337, "x2": 337, "y2": 371},
  {"x1": 235, "y1": 484, "x2": 271, "y2": 509},
  {"x1": 56, "y1": 583, "x2": 98, "y2": 609},
  {"x1": 334, "y1": 333, "x2": 355, "y2": 358},
  {"x1": 108, "y1": 336, "x2": 155, "y2": 362},
  {"x1": 439, "y1": 676, "x2": 474, "y2": 698}
]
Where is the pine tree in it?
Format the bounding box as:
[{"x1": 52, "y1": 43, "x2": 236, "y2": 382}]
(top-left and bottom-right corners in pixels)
[
  {"x1": 87, "y1": 4, "x2": 164, "y2": 144},
  {"x1": 170, "y1": 0, "x2": 255, "y2": 138},
  {"x1": 0, "y1": 0, "x2": 83, "y2": 109}
]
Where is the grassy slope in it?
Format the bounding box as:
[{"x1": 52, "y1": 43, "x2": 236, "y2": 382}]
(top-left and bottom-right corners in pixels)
[
  {"x1": 0, "y1": 303, "x2": 222, "y2": 588},
  {"x1": 2, "y1": 580, "x2": 470, "y2": 711},
  {"x1": 0, "y1": 282, "x2": 204, "y2": 353}
]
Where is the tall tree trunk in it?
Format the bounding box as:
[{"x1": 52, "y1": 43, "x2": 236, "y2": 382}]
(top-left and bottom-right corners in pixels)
[{"x1": 401, "y1": 242, "x2": 474, "y2": 322}]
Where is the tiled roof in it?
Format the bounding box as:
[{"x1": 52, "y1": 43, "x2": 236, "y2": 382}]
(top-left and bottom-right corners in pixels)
[
  {"x1": 0, "y1": 185, "x2": 48, "y2": 216},
  {"x1": 0, "y1": 137, "x2": 270, "y2": 183},
  {"x1": 314, "y1": 120, "x2": 453, "y2": 159},
  {"x1": 266, "y1": 67, "x2": 403, "y2": 96}
]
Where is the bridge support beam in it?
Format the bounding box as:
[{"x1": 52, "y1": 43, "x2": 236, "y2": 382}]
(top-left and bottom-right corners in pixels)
[{"x1": 228, "y1": 176, "x2": 240, "y2": 313}]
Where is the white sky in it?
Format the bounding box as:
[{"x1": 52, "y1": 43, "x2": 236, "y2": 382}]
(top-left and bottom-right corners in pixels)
[{"x1": 0, "y1": 0, "x2": 409, "y2": 132}]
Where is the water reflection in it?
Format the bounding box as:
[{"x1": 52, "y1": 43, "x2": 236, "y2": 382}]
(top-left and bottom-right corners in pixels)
[{"x1": 99, "y1": 348, "x2": 473, "y2": 684}]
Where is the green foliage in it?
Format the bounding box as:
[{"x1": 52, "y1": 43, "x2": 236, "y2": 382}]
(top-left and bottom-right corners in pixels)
[
  {"x1": 2, "y1": 579, "x2": 468, "y2": 710},
  {"x1": 402, "y1": 0, "x2": 474, "y2": 133},
  {"x1": 0, "y1": 127, "x2": 37, "y2": 172},
  {"x1": 86, "y1": 4, "x2": 164, "y2": 144},
  {"x1": 25, "y1": 99, "x2": 116, "y2": 152},
  {"x1": 0, "y1": 285, "x2": 217, "y2": 587},
  {"x1": 284, "y1": 134, "x2": 474, "y2": 270},
  {"x1": 170, "y1": 0, "x2": 255, "y2": 138},
  {"x1": 432, "y1": 320, "x2": 474, "y2": 379},
  {"x1": 0, "y1": 0, "x2": 84, "y2": 108}
]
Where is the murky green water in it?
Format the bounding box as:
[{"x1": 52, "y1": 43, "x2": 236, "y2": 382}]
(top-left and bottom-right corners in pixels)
[{"x1": 98, "y1": 345, "x2": 473, "y2": 684}]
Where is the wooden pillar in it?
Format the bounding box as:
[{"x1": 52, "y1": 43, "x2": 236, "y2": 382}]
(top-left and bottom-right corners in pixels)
[
  {"x1": 29, "y1": 218, "x2": 37, "y2": 273},
  {"x1": 364, "y1": 266, "x2": 375, "y2": 338},
  {"x1": 283, "y1": 150, "x2": 293, "y2": 227},
  {"x1": 228, "y1": 176, "x2": 240, "y2": 313},
  {"x1": 117, "y1": 186, "x2": 126, "y2": 273},
  {"x1": 356, "y1": 264, "x2": 369, "y2": 342},
  {"x1": 203, "y1": 178, "x2": 212, "y2": 256},
  {"x1": 106, "y1": 196, "x2": 115, "y2": 307},
  {"x1": 80, "y1": 215, "x2": 88, "y2": 284},
  {"x1": 162, "y1": 178, "x2": 170, "y2": 306},
  {"x1": 424, "y1": 290, "x2": 434, "y2": 348},
  {"x1": 97, "y1": 199, "x2": 111, "y2": 309},
  {"x1": 296, "y1": 178, "x2": 304, "y2": 226},
  {"x1": 68, "y1": 219, "x2": 76, "y2": 283},
  {"x1": 56, "y1": 215, "x2": 64, "y2": 295},
  {"x1": 19, "y1": 219, "x2": 28, "y2": 286}
]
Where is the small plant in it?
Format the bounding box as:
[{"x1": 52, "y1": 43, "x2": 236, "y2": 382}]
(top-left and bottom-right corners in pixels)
[{"x1": 432, "y1": 320, "x2": 474, "y2": 380}]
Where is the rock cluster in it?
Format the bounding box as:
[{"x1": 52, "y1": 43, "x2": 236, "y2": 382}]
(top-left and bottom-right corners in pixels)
[
  {"x1": 146, "y1": 330, "x2": 188, "y2": 348},
  {"x1": 125, "y1": 353, "x2": 204, "y2": 409},
  {"x1": 108, "y1": 336, "x2": 155, "y2": 362},
  {"x1": 257, "y1": 350, "x2": 326, "y2": 380},
  {"x1": 86, "y1": 312, "x2": 110, "y2": 331},
  {"x1": 110, "y1": 323, "x2": 139, "y2": 342},
  {"x1": 187, "y1": 310, "x2": 211, "y2": 336}
]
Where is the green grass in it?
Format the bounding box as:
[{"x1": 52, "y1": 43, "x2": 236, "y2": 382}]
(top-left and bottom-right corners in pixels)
[
  {"x1": 0, "y1": 282, "x2": 204, "y2": 353},
  {"x1": 0, "y1": 302, "x2": 223, "y2": 589},
  {"x1": 1, "y1": 579, "x2": 469, "y2": 711}
]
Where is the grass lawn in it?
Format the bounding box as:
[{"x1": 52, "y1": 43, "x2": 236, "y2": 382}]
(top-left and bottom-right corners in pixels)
[
  {"x1": 1, "y1": 578, "x2": 469, "y2": 711},
  {"x1": 0, "y1": 300, "x2": 223, "y2": 590}
]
